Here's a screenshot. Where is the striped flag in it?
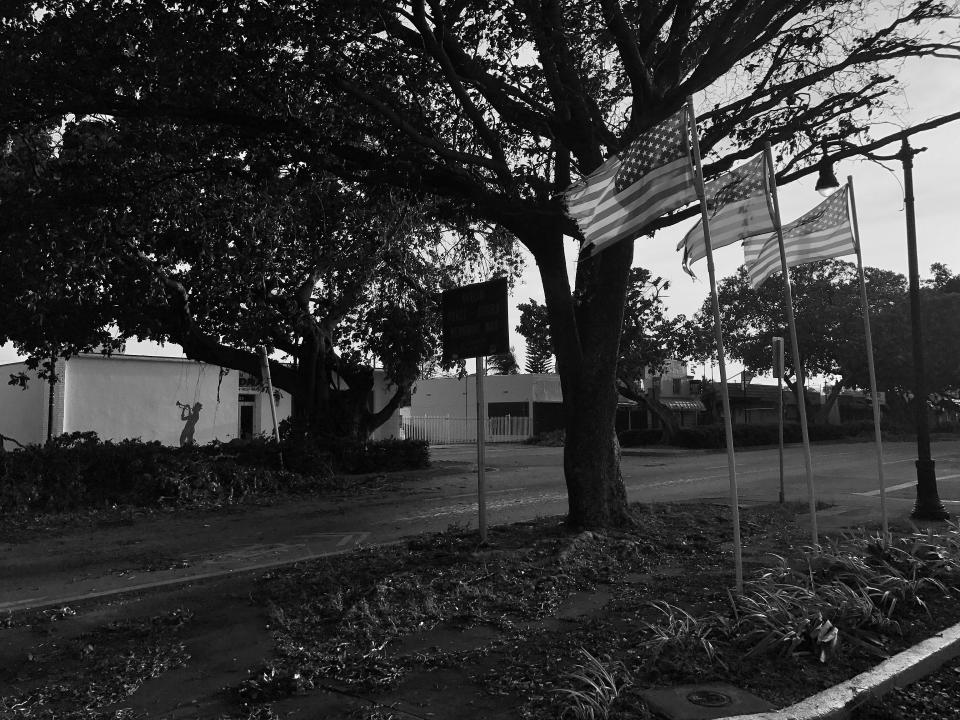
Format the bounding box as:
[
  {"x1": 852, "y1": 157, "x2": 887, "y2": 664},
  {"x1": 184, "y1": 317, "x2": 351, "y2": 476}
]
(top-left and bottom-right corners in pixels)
[
  {"x1": 677, "y1": 154, "x2": 774, "y2": 277},
  {"x1": 743, "y1": 185, "x2": 855, "y2": 289},
  {"x1": 565, "y1": 108, "x2": 697, "y2": 258}
]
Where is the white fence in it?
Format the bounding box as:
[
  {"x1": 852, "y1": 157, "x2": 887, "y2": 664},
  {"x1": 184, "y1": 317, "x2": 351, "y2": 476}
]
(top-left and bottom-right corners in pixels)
[{"x1": 400, "y1": 415, "x2": 531, "y2": 444}]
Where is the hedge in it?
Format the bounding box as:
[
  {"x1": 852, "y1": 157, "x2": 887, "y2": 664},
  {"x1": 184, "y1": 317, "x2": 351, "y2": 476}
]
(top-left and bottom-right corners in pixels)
[
  {"x1": 619, "y1": 420, "x2": 887, "y2": 450},
  {"x1": 0, "y1": 432, "x2": 430, "y2": 514}
]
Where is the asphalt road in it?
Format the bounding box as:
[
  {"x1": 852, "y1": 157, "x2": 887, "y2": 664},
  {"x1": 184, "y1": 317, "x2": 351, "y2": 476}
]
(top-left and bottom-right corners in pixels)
[
  {"x1": 424, "y1": 438, "x2": 960, "y2": 524},
  {"x1": 2, "y1": 438, "x2": 958, "y2": 612}
]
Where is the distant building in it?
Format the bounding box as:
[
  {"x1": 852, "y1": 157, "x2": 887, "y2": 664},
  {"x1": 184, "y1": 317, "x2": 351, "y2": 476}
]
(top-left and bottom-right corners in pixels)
[
  {"x1": 823, "y1": 386, "x2": 888, "y2": 425},
  {"x1": 0, "y1": 353, "x2": 400, "y2": 448},
  {"x1": 408, "y1": 373, "x2": 639, "y2": 443},
  {"x1": 640, "y1": 360, "x2": 707, "y2": 429}
]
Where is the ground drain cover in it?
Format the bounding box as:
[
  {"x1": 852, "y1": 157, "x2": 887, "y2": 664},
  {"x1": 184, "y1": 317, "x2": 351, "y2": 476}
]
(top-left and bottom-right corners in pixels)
[
  {"x1": 640, "y1": 683, "x2": 773, "y2": 720},
  {"x1": 687, "y1": 689, "x2": 732, "y2": 707}
]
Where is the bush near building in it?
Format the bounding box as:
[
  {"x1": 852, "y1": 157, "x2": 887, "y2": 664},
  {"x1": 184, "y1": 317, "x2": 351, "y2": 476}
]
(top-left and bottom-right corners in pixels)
[
  {"x1": 619, "y1": 421, "x2": 885, "y2": 449},
  {"x1": 0, "y1": 431, "x2": 429, "y2": 514}
]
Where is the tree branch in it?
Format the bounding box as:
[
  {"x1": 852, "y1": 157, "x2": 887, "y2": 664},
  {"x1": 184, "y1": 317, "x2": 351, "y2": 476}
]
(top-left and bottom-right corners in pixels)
[
  {"x1": 411, "y1": 0, "x2": 515, "y2": 189},
  {"x1": 598, "y1": 0, "x2": 655, "y2": 112}
]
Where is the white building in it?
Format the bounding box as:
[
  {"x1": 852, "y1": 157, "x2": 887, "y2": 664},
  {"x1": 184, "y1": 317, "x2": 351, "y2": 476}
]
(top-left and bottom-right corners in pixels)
[
  {"x1": 409, "y1": 373, "x2": 556, "y2": 443},
  {"x1": 407, "y1": 372, "x2": 642, "y2": 443},
  {"x1": 0, "y1": 353, "x2": 401, "y2": 448}
]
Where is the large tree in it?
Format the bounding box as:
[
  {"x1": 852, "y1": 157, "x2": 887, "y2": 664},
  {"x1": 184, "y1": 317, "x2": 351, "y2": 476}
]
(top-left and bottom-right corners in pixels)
[
  {"x1": 844, "y1": 266, "x2": 960, "y2": 397},
  {"x1": 3, "y1": 1, "x2": 960, "y2": 526},
  {"x1": 691, "y1": 261, "x2": 897, "y2": 422},
  {"x1": 697, "y1": 261, "x2": 960, "y2": 423},
  {"x1": 517, "y1": 268, "x2": 693, "y2": 434},
  {"x1": 615, "y1": 268, "x2": 696, "y2": 438},
  {"x1": 0, "y1": 118, "x2": 498, "y2": 439}
]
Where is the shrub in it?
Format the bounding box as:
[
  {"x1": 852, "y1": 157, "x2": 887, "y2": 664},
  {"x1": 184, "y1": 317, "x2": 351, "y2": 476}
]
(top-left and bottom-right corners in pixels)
[
  {"x1": 673, "y1": 425, "x2": 725, "y2": 449},
  {"x1": 526, "y1": 429, "x2": 565, "y2": 446},
  {"x1": 617, "y1": 429, "x2": 663, "y2": 447},
  {"x1": 0, "y1": 431, "x2": 429, "y2": 515},
  {"x1": 328, "y1": 438, "x2": 430, "y2": 474},
  {"x1": 668, "y1": 421, "x2": 889, "y2": 449}
]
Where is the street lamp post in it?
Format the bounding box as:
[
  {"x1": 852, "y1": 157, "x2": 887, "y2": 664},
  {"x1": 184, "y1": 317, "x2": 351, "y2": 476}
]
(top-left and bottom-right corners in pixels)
[
  {"x1": 898, "y1": 138, "x2": 949, "y2": 521},
  {"x1": 816, "y1": 135, "x2": 947, "y2": 521}
]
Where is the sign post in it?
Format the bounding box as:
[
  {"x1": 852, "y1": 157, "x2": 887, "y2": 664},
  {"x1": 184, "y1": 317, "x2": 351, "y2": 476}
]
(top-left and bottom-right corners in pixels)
[
  {"x1": 476, "y1": 356, "x2": 487, "y2": 540},
  {"x1": 441, "y1": 278, "x2": 509, "y2": 544}
]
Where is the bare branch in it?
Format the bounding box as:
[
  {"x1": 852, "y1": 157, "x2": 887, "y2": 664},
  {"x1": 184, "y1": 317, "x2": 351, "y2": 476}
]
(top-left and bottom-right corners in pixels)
[
  {"x1": 411, "y1": 0, "x2": 515, "y2": 189},
  {"x1": 598, "y1": 0, "x2": 656, "y2": 110}
]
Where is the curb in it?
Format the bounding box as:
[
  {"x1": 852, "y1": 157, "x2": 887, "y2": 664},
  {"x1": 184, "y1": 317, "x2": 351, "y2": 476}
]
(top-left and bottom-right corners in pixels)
[
  {"x1": 0, "y1": 538, "x2": 407, "y2": 615},
  {"x1": 721, "y1": 619, "x2": 960, "y2": 719}
]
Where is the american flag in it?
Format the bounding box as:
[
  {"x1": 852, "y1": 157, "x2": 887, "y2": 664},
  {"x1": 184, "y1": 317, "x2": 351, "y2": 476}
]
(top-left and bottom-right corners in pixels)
[
  {"x1": 677, "y1": 154, "x2": 775, "y2": 277},
  {"x1": 565, "y1": 107, "x2": 697, "y2": 258},
  {"x1": 743, "y1": 185, "x2": 856, "y2": 289}
]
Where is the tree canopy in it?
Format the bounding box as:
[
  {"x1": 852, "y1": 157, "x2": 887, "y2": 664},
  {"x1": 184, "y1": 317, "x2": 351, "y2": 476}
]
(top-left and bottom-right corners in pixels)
[
  {"x1": 694, "y1": 260, "x2": 960, "y2": 421},
  {"x1": 515, "y1": 300, "x2": 555, "y2": 373},
  {"x1": 3, "y1": 0, "x2": 959, "y2": 526},
  {"x1": 0, "y1": 116, "x2": 510, "y2": 437}
]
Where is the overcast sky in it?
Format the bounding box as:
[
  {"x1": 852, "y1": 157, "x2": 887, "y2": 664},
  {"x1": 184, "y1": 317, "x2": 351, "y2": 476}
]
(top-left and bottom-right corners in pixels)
[{"x1": 2, "y1": 54, "x2": 958, "y2": 375}]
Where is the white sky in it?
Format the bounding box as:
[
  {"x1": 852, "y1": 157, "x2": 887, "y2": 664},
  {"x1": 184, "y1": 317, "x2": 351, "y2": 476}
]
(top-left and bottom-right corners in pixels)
[{"x1": 2, "y1": 55, "x2": 958, "y2": 380}]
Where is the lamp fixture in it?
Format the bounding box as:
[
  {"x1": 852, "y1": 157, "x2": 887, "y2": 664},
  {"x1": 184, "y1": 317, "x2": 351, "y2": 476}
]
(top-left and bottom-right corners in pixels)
[{"x1": 814, "y1": 151, "x2": 840, "y2": 196}]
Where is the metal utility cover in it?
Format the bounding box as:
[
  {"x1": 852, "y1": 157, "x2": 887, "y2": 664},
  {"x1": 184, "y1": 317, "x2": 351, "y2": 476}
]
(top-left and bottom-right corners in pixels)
[
  {"x1": 640, "y1": 683, "x2": 773, "y2": 720},
  {"x1": 441, "y1": 278, "x2": 509, "y2": 362}
]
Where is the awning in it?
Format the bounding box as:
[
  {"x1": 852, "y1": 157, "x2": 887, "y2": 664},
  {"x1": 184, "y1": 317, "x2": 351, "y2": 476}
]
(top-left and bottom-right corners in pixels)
[
  {"x1": 660, "y1": 398, "x2": 706, "y2": 412},
  {"x1": 532, "y1": 379, "x2": 563, "y2": 403}
]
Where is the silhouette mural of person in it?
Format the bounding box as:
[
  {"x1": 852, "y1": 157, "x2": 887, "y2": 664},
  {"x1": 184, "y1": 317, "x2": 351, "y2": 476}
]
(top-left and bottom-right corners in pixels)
[{"x1": 177, "y1": 401, "x2": 203, "y2": 447}]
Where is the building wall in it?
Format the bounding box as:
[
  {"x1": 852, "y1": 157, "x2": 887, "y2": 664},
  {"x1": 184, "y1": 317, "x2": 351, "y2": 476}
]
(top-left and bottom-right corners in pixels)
[
  {"x1": 0, "y1": 362, "x2": 47, "y2": 446},
  {"x1": 239, "y1": 372, "x2": 294, "y2": 439},
  {"x1": 412, "y1": 374, "x2": 559, "y2": 418},
  {"x1": 255, "y1": 388, "x2": 293, "y2": 439},
  {"x1": 62, "y1": 355, "x2": 242, "y2": 446},
  {"x1": 1, "y1": 355, "x2": 403, "y2": 446},
  {"x1": 370, "y1": 370, "x2": 402, "y2": 440}
]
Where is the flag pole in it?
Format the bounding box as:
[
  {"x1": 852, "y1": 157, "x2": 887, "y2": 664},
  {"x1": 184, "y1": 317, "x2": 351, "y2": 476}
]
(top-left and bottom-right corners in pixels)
[
  {"x1": 763, "y1": 141, "x2": 819, "y2": 546},
  {"x1": 688, "y1": 97, "x2": 743, "y2": 592},
  {"x1": 847, "y1": 175, "x2": 888, "y2": 540}
]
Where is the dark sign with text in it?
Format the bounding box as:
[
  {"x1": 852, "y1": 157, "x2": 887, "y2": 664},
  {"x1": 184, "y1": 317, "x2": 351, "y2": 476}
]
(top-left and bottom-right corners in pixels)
[{"x1": 441, "y1": 278, "x2": 509, "y2": 362}]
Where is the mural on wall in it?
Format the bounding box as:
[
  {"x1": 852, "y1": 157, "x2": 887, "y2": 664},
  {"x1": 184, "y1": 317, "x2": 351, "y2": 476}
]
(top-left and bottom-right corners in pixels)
[{"x1": 177, "y1": 401, "x2": 203, "y2": 446}]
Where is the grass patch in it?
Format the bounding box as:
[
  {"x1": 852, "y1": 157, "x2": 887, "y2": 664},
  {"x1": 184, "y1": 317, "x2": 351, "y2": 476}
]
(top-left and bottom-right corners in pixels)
[
  {"x1": 5, "y1": 504, "x2": 960, "y2": 719},
  {"x1": 0, "y1": 609, "x2": 193, "y2": 719},
  {"x1": 232, "y1": 504, "x2": 960, "y2": 718}
]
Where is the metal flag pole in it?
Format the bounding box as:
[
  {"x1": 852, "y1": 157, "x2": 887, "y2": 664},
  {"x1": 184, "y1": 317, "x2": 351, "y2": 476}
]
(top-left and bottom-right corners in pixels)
[
  {"x1": 773, "y1": 336, "x2": 785, "y2": 504},
  {"x1": 687, "y1": 96, "x2": 743, "y2": 592},
  {"x1": 847, "y1": 176, "x2": 888, "y2": 539},
  {"x1": 763, "y1": 141, "x2": 818, "y2": 546}
]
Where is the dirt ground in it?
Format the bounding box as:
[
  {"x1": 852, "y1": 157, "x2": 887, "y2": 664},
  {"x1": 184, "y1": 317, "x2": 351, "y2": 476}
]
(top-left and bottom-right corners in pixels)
[{"x1": 3, "y1": 497, "x2": 959, "y2": 720}]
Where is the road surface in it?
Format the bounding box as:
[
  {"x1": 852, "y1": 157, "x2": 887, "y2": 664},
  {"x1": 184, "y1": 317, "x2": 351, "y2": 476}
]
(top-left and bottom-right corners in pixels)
[{"x1": 1, "y1": 438, "x2": 957, "y2": 612}]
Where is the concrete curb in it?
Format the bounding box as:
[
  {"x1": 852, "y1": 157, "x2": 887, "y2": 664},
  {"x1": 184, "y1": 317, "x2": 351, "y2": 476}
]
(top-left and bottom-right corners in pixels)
[
  {"x1": 721, "y1": 619, "x2": 960, "y2": 719},
  {"x1": 0, "y1": 538, "x2": 407, "y2": 615}
]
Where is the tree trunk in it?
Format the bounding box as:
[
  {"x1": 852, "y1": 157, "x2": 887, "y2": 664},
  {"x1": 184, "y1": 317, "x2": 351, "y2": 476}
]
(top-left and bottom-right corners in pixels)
[
  {"x1": 816, "y1": 378, "x2": 847, "y2": 425},
  {"x1": 616, "y1": 378, "x2": 679, "y2": 442},
  {"x1": 533, "y1": 227, "x2": 633, "y2": 529},
  {"x1": 564, "y1": 371, "x2": 631, "y2": 528},
  {"x1": 784, "y1": 375, "x2": 816, "y2": 423},
  {"x1": 175, "y1": 319, "x2": 401, "y2": 441}
]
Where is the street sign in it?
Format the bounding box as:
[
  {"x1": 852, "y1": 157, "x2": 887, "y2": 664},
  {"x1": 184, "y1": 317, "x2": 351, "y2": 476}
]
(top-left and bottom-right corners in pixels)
[{"x1": 441, "y1": 278, "x2": 509, "y2": 362}]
